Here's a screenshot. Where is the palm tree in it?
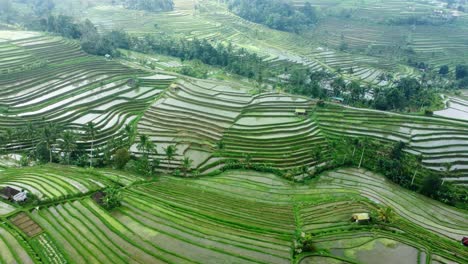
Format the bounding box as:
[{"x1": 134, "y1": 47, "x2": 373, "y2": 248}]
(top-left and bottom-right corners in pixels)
[
  {"x1": 0, "y1": 133, "x2": 6, "y2": 154},
  {"x1": 182, "y1": 156, "x2": 193, "y2": 177},
  {"x1": 358, "y1": 137, "x2": 371, "y2": 168},
  {"x1": 137, "y1": 134, "x2": 156, "y2": 157},
  {"x1": 24, "y1": 122, "x2": 36, "y2": 149},
  {"x1": 377, "y1": 206, "x2": 395, "y2": 223},
  {"x1": 59, "y1": 131, "x2": 77, "y2": 165},
  {"x1": 124, "y1": 124, "x2": 135, "y2": 147},
  {"x1": 41, "y1": 123, "x2": 60, "y2": 163},
  {"x1": 411, "y1": 154, "x2": 423, "y2": 185},
  {"x1": 85, "y1": 122, "x2": 97, "y2": 167},
  {"x1": 137, "y1": 134, "x2": 149, "y2": 154},
  {"x1": 164, "y1": 145, "x2": 177, "y2": 168}
]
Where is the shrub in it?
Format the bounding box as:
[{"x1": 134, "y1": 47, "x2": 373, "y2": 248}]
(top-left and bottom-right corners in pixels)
[
  {"x1": 294, "y1": 232, "x2": 316, "y2": 255},
  {"x1": 114, "y1": 148, "x2": 131, "y2": 169},
  {"x1": 19, "y1": 154, "x2": 30, "y2": 167},
  {"x1": 101, "y1": 187, "x2": 122, "y2": 210},
  {"x1": 424, "y1": 109, "x2": 433, "y2": 116},
  {"x1": 420, "y1": 174, "x2": 442, "y2": 198}
]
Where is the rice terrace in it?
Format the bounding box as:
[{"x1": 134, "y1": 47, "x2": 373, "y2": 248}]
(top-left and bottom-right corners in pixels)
[{"x1": 0, "y1": 0, "x2": 468, "y2": 263}]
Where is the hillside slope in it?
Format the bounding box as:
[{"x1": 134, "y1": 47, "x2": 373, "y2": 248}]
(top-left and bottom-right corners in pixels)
[
  {"x1": 135, "y1": 75, "x2": 468, "y2": 185},
  {"x1": 0, "y1": 166, "x2": 466, "y2": 263},
  {"x1": 0, "y1": 31, "x2": 173, "y2": 152}
]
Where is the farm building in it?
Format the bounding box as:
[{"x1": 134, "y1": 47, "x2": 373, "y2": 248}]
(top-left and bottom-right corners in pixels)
[
  {"x1": 13, "y1": 191, "x2": 28, "y2": 202},
  {"x1": 352, "y1": 213, "x2": 370, "y2": 223},
  {"x1": 170, "y1": 83, "x2": 181, "y2": 91},
  {"x1": 331, "y1": 97, "x2": 344, "y2": 104},
  {"x1": 462, "y1": 237, "x2": 468, "y2": 247},
  {"x1": 295, "y1": 109, "x2": 307, "y2": 115},
  {"x1": 0, "y1": 186, "x2": 20, "y2": 201}
]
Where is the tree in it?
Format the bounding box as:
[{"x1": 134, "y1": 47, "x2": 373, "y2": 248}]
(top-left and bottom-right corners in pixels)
[
  {"x1": 31, "y1": 0, "x2": 55, "y2": 17},
  {"x1": 0, "y1": 0, "x2": 16, "y2": 23},
  {"x1": 0, "y1": 133, "x2": 6, "y2": 154},
  {"x1": 391, "y1": 141, "x2": 406, "y2": 160},
  {"x1": 164, "y1": 145, "x2": 177, "y2": 167},
  {"x1": 41, "y1": 123, "x2": 60, "y2": 163},
  {"x1": 181, "y1": 156, "x2": 193, "y2": 177},
  {"x1": 136, "y1": 134, "x2": 156, "y2": 157},
  {"x1": 85, "y1": 122, "x2": 97, "y2": 167},
  {"x1": 331, "y1": 77, "x2": 346, "y2": 96},
  {"x1": 59, "y1": 131, "x2": 77, "y2": 165},
  {"x1": 114, "y1": 148, "x2": 131, "y2": 169},
  {"x1": 136, "y1": 134, "x2": 148, "y2": 154},
  {"x1": 420, "y1": 174, "x2": 442, "y2": 198},
  {"x1": 439, "y1": 65, "x2": 449, "y2": 75},
  {"x1": 358, "y1": 137, "x2": 371, "y2": 168},
  {"x1": 411, "y1": 154, "x2": 423, "y2": 186},
  {"x1": 377, "y1": 206, "x2": 395, "y2": 223},
  {"x1": 217, "y1": 140, "x2": 225, "y2": 150},
  {"x1": 455, "y1": 65, "x2": 468, "y2": 80},
  {"x1": 348, "y1": 81, "x2": 364, "y2": 102},
  {"x1": 124, "y1": 124, "x2": 135, "y2": 147},
  {"x1": 23, "y1": 122, "x2": 36, "y2": 149},
  {"x1": 124, "y1": 0, "x2": 174, "y2": 12}
]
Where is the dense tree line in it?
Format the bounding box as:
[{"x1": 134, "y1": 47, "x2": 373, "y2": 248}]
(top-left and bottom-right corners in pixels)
[
  {"x1": 281, "y1": 67, "x2": 439, "y2": 113},
  {"x1": 0, "y1": 0, "x2": 15, "y2": 23},
  {"x1": 373, "y1": 77, "x2": 438, "y2": 111},
  {"x1": 386, "y1": 14, "x2": 456, "y2": 26},
  {"x1": 224, "y1": 0, "x2": 318, "y2": 32},
  {"x1": 25, "y1": 14, "x2": 268, "y2": 79},
  {"x1": 119, "y1": 0, "x2": 174, "y2": 12},
  {"x1": 0, "y1": 121, "x2": 194, "y2": 177},
  {"x1": 130, "y1": 35, "x2": 267, "y2": 79},
  {"x1": 329, "y1": 136, "x2": 468, "y2": 210}
]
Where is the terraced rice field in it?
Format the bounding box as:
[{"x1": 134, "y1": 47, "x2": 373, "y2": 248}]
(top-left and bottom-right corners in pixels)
[
  {"x1": 136, "y1": 76, "x2": 468, "y2": 185},
  {"x1": 0, "y1": 165, "x2": 144, "y2": 205},
  {"x1": 295, "y1": 0, "x2": 468, "y2": 68},
  {"x1": 1, "y1": 167, "x2": 465, "y2": 263},
  {"x1": 84, "y1": 0, "x2": 413, "y2": 85},
  {"x1": 315, "y1": 105, "x2": 468, "y2": 184},
  {"x1": 0, "y1": 30, "x2": 174, "y2": 153},
  {"x1": 136, "y1": 77, "x2": 333, "y2": 172},
  {"x1": 435, "y1": 96, "x2": 468, "y2": 122},
  {"x1": 0, "y1": 224, "x2": 34, "y2": 264},
  {"x1": 0, "y1": 166, "x2": 124, "y2": 200}
]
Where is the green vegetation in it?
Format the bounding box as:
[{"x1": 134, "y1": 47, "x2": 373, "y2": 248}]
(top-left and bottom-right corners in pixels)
[
  {"x1": 0, "y1": 0, "x2": 467, "y2": 263},
  {"x1": 121, "y1": 0, "x2": 174, "y2": 12},
  {"x1": 0, "y1": 167, "x2": 466, "y2": 263},
  {"x1": 225, "y1": 0, "x2": 317, "y2": 32}
]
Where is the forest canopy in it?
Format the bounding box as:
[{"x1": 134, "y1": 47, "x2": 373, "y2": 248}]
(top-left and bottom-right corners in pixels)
[
  {"x1": 122, "y1": 0, "x2": 174, "y2": 12},
  {"x1": 225, "y1": 0, "x2": 318, "y2": 32}
]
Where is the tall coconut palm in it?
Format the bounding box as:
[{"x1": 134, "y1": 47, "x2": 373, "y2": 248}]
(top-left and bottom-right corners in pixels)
[
  {"x1": 358, "y1": 137, "x2": 371, "y2": 168},
  {"x1": 0, "y1": 133, "x2": 6, "y2": 154},
  {"x1": 124, "y1": 124, "x2": 135, "y2": 147},
  {"x1": 137, "y1": 134, "x2": 156, "y2": 157},
  {"x1": 411, "y1": 154, "x2": 423, "y2": 185},
  {"x1": 137, "y1": 134, "x2": 149, "y2": 154},
  {"x1": 85, "y1": 122, "x2": 97, "y2": 167},
  {"x1": 164, "y1": 145, "x2": 177, "y2": 168},
  {"x1": 24, "y1": 122, "x2": 36, "y2": 149},
  {"x1": 182, "y1": 156, "x2": 193, "y2": 177},
  {"x1": 60, "y1": 131, "x2": 77, "y2": 165},
  {"x1": 42, "y1": 123, "x2": 60, "y2": 163}
]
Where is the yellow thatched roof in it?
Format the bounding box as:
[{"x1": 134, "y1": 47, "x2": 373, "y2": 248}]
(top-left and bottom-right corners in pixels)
[{"x1": 352, "y1": 213, "x2": 370, "y2": 221}]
